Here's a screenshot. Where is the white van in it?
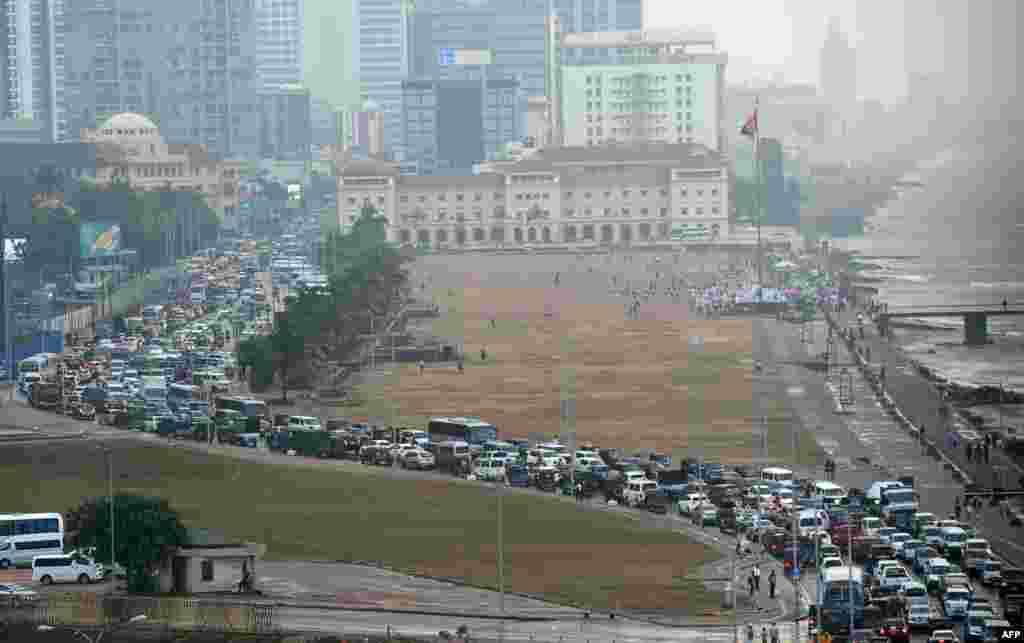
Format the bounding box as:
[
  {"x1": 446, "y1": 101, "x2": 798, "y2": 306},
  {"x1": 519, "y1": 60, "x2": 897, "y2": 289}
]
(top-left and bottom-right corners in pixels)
[
  {"x1": 0, "y1": 536, "x2": 63, "y2": 567},
  {"x1": 623, "y1": 480, "x2": 659, "y2": 507},
  {"x1": 812, "y1": 481, "x2": 847, "y2": 507},
  {"x1": 798, "y1": 509, "x2": 830, "y2": 538},
  {"x1": 32, "y1": 554, "x2": 105, "y2": 585}
]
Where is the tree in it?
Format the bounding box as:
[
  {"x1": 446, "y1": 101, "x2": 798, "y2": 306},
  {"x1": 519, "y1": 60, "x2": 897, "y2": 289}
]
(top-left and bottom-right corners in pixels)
[
  {"x1": 268, "y1": 311, "x2": 308, "y2": 402},
  {"x1": 65, "y1": 494, "x2": 185, "y2": 593}
]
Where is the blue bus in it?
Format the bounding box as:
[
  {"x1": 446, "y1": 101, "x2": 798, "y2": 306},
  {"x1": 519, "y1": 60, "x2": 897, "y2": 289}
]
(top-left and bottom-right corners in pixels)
[
  {"x1": 214, "y1": 396, "x2": 269, "y2": 431},
  {"x1": 427, "y1": 417, "x2": 497, "y2": 447},
  {"x1": 817, "y1": 566, "x2": 865, "y2": 634}
]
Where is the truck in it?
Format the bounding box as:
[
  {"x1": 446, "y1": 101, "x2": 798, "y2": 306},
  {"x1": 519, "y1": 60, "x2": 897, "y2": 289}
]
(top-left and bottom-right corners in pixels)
[
  {"x1": 29, "y1": 380, "x2": 61, "y2": 409},
  {"x1": 656, "y1": 470, "x2": 689, "y2": 498}
]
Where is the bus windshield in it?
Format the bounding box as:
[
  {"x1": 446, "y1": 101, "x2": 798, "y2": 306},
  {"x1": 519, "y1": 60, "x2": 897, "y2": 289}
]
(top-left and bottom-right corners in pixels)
[{"x1": 886, "y1": 490, "x2": 916, "y2": 505}]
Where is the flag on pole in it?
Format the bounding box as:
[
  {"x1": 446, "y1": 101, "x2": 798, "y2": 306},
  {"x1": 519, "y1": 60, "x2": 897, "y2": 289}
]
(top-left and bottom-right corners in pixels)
[{"x1": 740, "y1": 104, "x2": 759, "y2": 139}]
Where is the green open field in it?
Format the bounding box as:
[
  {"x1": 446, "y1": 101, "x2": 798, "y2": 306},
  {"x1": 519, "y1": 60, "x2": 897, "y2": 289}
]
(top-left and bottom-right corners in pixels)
[{"x1": 4, "y1": 440, "x2": 720, "y2": 614}]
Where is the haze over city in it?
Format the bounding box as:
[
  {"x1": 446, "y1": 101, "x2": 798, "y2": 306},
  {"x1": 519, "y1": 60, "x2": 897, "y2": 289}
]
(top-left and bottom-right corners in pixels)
[{"x1": 0, "y1": 1, "x2": 1022, "y2": 642}]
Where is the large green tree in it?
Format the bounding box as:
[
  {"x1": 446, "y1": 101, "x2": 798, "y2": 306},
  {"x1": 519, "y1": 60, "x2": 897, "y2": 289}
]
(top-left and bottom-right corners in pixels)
[{"x1": 65, "y1": 494, "x2": 185, "y2": 593}]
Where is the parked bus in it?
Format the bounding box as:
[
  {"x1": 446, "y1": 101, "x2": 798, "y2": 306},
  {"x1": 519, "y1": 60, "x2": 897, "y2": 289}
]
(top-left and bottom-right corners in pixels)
[
  {"x1": 817, "y1": 566, "x2": 865, "y2": 634},
  {"x1": 0, "y1": 512, "x2": 65, "y2": 568},
  {"x1": 761, "y1": 467, "x2": 795, "y2": 484},
  {"x1": 813, "y1": 481, "x2": 848, "y2": 508},
  {"x1": 427, "y1": 417, "x2": 497, "y2": 447}
]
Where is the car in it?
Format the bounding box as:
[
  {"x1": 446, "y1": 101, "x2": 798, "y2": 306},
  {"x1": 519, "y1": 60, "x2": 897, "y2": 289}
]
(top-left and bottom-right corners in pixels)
[
  {"x1": 701, "y1": 509, "x2": 720, "y2": 527},
  {"x1": 914, "y1": 547, "x2": 941, "y2": 574},
  {"x1": 927, "y1": 629, "x2": 959, "y2": 643},
  {"x1": 978, "y1": 559, "x2": 1002, "y2": 587},
  {"x1": 965, "y1": 597, "x2": 992, "y2": 614},
  {"x1": 942, "y1": 587, "x2": 971, "y2": 620},
  {"x1": 0, "y1": 583, "x2": 38, "y2": 605},
  {"x1": 907, "y1": 603, "x2": 932, "y2": 630},
  {"x1": 900, "y1": 582, "x2": 930, "y2": 609},
  {"x1": 879, "y1": 617, "x2": 910, "y2": 643},
  {"x1": 962, "y1": 610, "x2": 996, "y2": 643},
  {"x1": 890, "y1": 532, "x2": 913, "y2": 555},
  {"x1": 880, "y1": 564, "x2": 913, "y2": 593},
  {"x1": 940, "y1": 573, "x2": 974, "y2": 596},
  {"x1": 899, "y1": 539, "x2": 926, "y2": 563},
  {"x1": 820, "y1": 556, "x2": 844, "y2": 575},
  {"x1": 879, "y1": 527, "x2": 901, "y2": 544},
  {"x1": 924, "y1": 558, "x2": 955, "y2": 592},
  {"x1": 31, "y1": 554, "x2": 105, "y2": 585},
  {"x1": 401, "y1": 449, "x2": 436, "y2": 470}
]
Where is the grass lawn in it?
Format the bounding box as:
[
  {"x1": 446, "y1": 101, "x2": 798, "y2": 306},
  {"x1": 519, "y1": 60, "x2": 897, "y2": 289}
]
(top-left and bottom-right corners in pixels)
[
  {"x1": 4, "y1": 440, "x2": 720, "y2": 614},
  {"x1": 332, "y1": 254, "x2": 820, "y2": 466}
]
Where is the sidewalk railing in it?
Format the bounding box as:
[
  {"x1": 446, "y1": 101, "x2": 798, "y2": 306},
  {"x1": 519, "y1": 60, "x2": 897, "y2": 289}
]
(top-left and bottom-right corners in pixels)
[{"x1": 2, "y1": 592, "x2": 277, "y2": 634}]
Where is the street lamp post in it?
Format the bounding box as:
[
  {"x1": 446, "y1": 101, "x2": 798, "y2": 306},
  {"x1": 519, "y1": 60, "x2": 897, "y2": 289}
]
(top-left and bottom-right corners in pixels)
[
  {"x1": 104, "y1": 447, "x2": 115, "y2": 572},
  {"x1": 1, "y1": 196, "x2": 10, "y2": 401}
]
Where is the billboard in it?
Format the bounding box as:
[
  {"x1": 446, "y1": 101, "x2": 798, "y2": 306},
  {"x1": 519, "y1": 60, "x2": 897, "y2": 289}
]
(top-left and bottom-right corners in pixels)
[
  {"x1": 80, "y1": 223, "x2": 122, "y2": 258},
  {"x1": 3, "y1": 238, "x2": 26, "y2": 262}
]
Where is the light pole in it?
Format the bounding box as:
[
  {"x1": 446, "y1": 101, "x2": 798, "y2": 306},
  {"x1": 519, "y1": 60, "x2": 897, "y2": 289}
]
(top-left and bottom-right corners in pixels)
[
  {"x1": 496, "y1": 480, "x2": 505, "y2": 616},
  {"x1": 38, "y1": 615, "x2": 147, "y2": 643},
  {"x1": 103, "y1": 446, "x2": 115, "y2": 572},
  {"x1": 1, "y1": 195, "x2": 11, "y2": 402}
]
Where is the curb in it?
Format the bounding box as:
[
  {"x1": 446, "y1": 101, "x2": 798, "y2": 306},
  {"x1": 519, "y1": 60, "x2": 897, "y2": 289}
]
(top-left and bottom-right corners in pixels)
[{"x1": 268, "y1": 600, "x2": 560, "y2": 622}]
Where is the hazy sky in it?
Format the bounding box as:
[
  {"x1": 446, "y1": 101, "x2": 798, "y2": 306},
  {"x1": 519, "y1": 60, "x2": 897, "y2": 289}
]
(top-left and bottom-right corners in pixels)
[{"x1": 645, "y1": 0, "x2": 874, "y2": 93}]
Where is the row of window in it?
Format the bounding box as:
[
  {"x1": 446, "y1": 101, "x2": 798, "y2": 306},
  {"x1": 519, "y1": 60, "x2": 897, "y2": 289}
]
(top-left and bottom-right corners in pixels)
[
  {"x1": 0, "y1": 518, "x2": 60, "y2": 537},
  {"x1": 586, "y1": 73, "x2": 693, "y2": 84},
  {"x1": 349, "y1": 186, "x2": 721, "y2": 206},
  {"x1": 389, "y1": 205, "x2": 722, "y2": 220}
]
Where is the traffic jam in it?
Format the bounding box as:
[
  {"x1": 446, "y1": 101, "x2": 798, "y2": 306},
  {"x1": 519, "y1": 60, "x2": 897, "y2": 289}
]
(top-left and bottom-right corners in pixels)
[{"x1": 8, "y1": 240, "x2": 1023, "y2": 643}]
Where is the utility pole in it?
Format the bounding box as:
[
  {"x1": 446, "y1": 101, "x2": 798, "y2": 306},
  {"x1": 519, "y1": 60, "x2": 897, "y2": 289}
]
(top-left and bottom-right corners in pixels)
[
  {"x1": 105, "y1": 447, "x2": 115, "y2": 570},
  {"x1": 0, "y1": 196, "x2": 9, "y2": 399},
  {"x1": 497, "y1": 481, "x2": 505, "y2": 615}
]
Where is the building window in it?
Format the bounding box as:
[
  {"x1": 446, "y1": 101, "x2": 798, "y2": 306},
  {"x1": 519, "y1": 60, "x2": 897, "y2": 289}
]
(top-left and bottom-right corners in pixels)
[
  {"x1": 697, "y1": 189, "x2": 704, "y2": 196},
  {"x1": 584, "y1": 208, "x2": 593, "y2": 216},
  {"x1": 399, "y1": 195, "x2": 408, "y2": 203},
  {"x1": 604, "y1": 208, "x2": 612, "y2": 216},
  {"x1": 377, "y1": 196, "x2": 385, "y2": 205},
  {"x1": 712, "y1": 207, "x2": 720, "y2": 214},
  {"x1": 437, "y1": 194, "x2": 446, "y2": 201},
  {"x1": 711, "y1": 188, "x2": 718, "y2": 196},
  {"x1": 201, "y1": 560, "x2": 214, "y2": 581},
  {"x1": 660, "y1": 208, "x2": 668, "y2": 217},
  {"x1": 418, "y1": 195, "x2": 427, "y2": 203},
  {"x1": 347, "y1": 197, "x2": 356, "y2": 205},
  {"x1": 564, "y1": 191, "x2": 573, "y2": 199},
  {"x1": 680, "y1": 189, "x2": 688, "y2": 196},
  {"x1": 696, "y1": 207, "x2": 704, "y2": 215},
  {"x1": 622, "y1": 190, "x2": 630, "y2": 198},
  {"x1": 640, "y1": 189, "x2": 648, "y2": 197},
  {"x1": 474, "y1": 193, "x2": 482, "y2": 201},
  {"x1": 640, "y1": 207, "x2": 649, "y2": 215},
  {"x1": 680, "y1": 207, "x2": 688, "y2": 215},
  {"x1": 659, "y1": 188, "x2": 668, "y2": 197},
  {"x1": 456, "y1": 194, "x2": 464, "y2": 201},
  {"x1": 604, "y1": 191, "x2": 611, "y2": 198},
  {"x1": 622, "y1": 208, "x2": 630, "y2": 216}
]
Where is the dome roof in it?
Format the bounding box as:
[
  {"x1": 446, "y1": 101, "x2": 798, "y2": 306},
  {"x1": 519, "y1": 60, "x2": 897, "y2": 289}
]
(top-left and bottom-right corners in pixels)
[{"x1": 96, "y1": 112, "x2": 161, "y2": 141}]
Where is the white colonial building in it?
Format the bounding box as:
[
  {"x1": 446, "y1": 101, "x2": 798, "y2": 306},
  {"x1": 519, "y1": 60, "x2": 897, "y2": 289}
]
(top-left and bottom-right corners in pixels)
[{"x1": 337, "y1": 143, "x2": 731, "y2": 248}]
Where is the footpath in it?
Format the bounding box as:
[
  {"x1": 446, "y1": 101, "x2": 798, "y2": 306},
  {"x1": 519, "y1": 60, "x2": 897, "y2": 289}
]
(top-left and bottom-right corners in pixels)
[{"x1": 823, "y1": 303, "x2": 1024, "y2": 566}]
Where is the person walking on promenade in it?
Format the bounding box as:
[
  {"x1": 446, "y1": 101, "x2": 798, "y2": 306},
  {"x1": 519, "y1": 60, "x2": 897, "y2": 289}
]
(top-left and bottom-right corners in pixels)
[
  {"x1": 770, "y1": 623, "x2": 780, "y2": 643},
  {"x1": 418, "y1": 360, "x2": 425, "y2": 375},
  {"x1": 1004, "y1": 299, "x2": 1009, "y2": 311},
  {"x1": 768, "y1": 569, "x2": 777, "y2": 599},
  {"x1": 748, "y1": 573, "x2": 755, "y2": 599},
  {"x1": 762, "y1": 625, "x2": 768, "y2": 643},
  {"x1": 753, "y1": 565, "x2": 761, "y2": 591},
  {"x1": 746, "y1": 623, "x2": 755, "y2": 643}
]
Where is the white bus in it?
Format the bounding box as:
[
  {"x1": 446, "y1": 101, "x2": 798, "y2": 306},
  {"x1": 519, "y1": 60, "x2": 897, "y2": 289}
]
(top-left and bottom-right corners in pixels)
[
  {"x1": 0, "y1": 512, "x2": 65, "y2": 568},
  {"x1": 761, "y1": 467, "x2": 794, "y2": 484},
  {"x1": 813, "y1": 481, "x2": 848, "y2": 508}
]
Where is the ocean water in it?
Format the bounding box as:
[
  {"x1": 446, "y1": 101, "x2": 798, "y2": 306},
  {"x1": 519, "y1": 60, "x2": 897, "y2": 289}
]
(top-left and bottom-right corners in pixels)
[{"x1": 833, "y1": 142, "x2": 1024, "y2": 395}]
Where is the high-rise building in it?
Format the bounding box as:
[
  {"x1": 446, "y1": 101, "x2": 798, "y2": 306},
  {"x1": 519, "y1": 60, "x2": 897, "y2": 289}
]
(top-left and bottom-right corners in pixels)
[
  {"x1": 549, "y1": 0, "x2": 642, "y2": 63},
  {"x1": 819, "y1": 17, "x2": 856, "y2": 134},
  {"x1": 0, "y1": 0, "x2": 67, "y2": 142},
  {"x1": 303, "y1": 0, "x2": 358, "y2": 110},
  {"x1": 402, "y1": 73, "x2": 518, "y2": 175},
  {"x1": 256, "y1": 0, "x2": 304, "y2": 89},
  {"x1": 354, "y1": 0, "x2": 414, "y2": 159},
  {"x1": 62, "y1": 0, "x2": 261, "y2": 159},
  {"x1": 547, "y1": 25, "x2": 727, "y2": 152},
  {"x1": 259, "y1": 85, "x2": 312, "y2": 160}
]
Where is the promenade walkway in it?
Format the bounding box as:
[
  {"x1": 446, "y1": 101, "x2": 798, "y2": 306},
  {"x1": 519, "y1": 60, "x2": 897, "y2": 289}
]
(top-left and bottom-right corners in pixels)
[{"x1": 824, "y1": 303, "x2": 1024, "y2": 565}]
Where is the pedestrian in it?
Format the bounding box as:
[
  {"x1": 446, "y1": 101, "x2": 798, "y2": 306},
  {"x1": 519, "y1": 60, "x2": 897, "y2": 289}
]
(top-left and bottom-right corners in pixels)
[
  {"x1": 1003, "y1": 299, "x2": 1008, "y2": 311},
  {"x1": 954, "y1": 498, "x2": 962, "y2": 521},
  {"x1": 768, "y1": 569, "x2": 777, "y2": 599},
  {"x1": 770, "y1": 623, "x2": 779, "y2": 643},
  {"x1": 746, "y1": 623, "x2": 755, "y2": 643},
  {"x1": 761, "y1": 626, "x2": 768, "y2": 643},
  {"x1": 480, "y1": 348, "x2": 487, "y2": 361},
  {"x1": 984, "y1": 443, "x2": 990, "y2": 464},
  {"x1": 753, "y1": 565, "x2": 761, "y2": 591},
  {"x1": 748, "y1": 574, "x2": 755, "y2": 598},
  {"x1": 490, "y1": 317, "x2": 496, "y2": 328},
  {"x1": 418, "y1": 360, "x2": 425, "y2": 375},
  {"x1": 457, "y1": 359, "x2": 464, "y2": 373},
  {"x1": 966, "y1": 442, "x2": 973, "y2": 461}
]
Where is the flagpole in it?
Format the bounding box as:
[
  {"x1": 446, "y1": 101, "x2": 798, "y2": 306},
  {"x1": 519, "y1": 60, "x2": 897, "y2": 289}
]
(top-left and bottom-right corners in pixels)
[{"x1": 754, "y1": 96, "x2": 762, "y2": 294}]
